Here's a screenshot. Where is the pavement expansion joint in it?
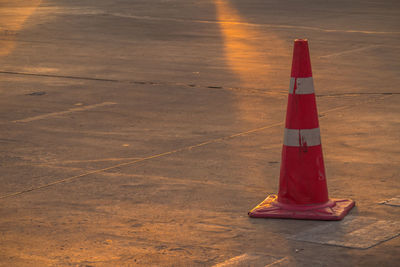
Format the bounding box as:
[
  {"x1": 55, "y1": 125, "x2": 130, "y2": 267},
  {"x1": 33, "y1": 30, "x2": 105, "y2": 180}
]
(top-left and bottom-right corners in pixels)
[
  {"x1": 0, "y1": 70, "x2": 119, "y2": 82},
  {"x1": 0, "y1": 69, "x2": 279, "y2": 95}
]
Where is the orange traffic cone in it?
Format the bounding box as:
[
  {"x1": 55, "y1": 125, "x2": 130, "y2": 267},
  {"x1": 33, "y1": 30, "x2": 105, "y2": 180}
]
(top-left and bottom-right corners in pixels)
[{"x1": 249, "y1": 39, "x2": 355, "y2": 220}]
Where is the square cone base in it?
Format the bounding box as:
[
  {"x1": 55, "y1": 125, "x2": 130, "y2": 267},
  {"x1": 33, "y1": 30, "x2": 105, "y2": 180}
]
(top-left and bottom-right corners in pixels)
[{"x1": 248, "y1": 195, "x2": 355, "y2": 221}]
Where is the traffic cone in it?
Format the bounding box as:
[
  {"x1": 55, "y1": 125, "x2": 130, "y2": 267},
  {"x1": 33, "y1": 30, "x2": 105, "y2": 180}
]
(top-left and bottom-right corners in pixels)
[{"x1": 248, "y1": 39, "x2": 355, "y2": 220}]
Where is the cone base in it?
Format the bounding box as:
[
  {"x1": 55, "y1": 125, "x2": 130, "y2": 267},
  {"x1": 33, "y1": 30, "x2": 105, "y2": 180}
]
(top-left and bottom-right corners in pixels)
[{"x1": 248, "y1": 195, "x2": 355, "y2": 221}]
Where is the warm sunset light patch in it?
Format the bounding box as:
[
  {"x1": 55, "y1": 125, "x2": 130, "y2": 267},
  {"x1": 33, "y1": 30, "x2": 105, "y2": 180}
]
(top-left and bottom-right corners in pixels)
[
  {"x1": 0, "y1": 0, "x2": 42, "y2": 56},
  {"x1": 213, "y1": 0, "x2": 287, "y2": 89}
]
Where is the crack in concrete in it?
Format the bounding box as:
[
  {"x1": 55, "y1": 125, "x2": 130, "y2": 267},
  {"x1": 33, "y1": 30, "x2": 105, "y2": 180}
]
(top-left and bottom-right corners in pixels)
[{"x1": 0, "y1": 93, "x2": 391, "y2": 200}]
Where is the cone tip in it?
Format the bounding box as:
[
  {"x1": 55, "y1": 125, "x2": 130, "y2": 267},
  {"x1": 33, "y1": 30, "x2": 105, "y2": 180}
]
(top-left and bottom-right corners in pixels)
[
  {"x1": 291, "y1": 38, "x2": 312, "y2": 78},
  {"x1": 294, "y1": 39, "x2": 309, "y2": 49},
  {"x1": 294, "y1": 38, "x2": 308, "y2": 42}
]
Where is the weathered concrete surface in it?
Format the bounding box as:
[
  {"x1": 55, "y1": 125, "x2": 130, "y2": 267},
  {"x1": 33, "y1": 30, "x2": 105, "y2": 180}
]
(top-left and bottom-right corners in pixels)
[{"x1": 0, "y1": 0, "x2": 399, "y2": 266}]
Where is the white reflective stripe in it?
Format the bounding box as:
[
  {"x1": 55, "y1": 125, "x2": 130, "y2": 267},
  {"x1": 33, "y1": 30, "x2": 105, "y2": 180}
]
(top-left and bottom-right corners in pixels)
[
  {"x1": 289, "y1": 77, "x2": 315, "y2": 94},
  {"x1": 284, "y1": 128, "x2": 321, "y2": 147}
]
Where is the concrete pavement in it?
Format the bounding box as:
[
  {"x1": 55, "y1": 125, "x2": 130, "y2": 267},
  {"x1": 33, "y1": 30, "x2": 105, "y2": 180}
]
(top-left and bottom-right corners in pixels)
[{"x1": 0, "y1": 0, "x2": 399, "y2": 266}]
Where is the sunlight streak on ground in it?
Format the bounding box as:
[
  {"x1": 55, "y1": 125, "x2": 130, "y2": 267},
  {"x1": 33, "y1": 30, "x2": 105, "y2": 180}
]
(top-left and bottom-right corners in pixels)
[
  {"x1": 213, "y1": 0, "x2": 288, "y2": 125},
  {"x1": 0, "y1": 0, "x2": 42, "y2": 56},
  {"x1": 213, "y1": 0, "x2": 287, "y2": 89}
]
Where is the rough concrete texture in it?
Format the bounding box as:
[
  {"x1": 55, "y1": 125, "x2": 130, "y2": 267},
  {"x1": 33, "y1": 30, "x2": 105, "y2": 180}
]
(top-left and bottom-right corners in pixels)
[{"x1": 0, "y1": 0, "x2": 399, "y2": 266}]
